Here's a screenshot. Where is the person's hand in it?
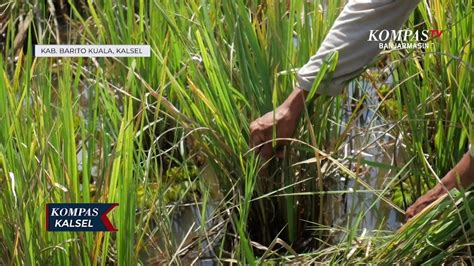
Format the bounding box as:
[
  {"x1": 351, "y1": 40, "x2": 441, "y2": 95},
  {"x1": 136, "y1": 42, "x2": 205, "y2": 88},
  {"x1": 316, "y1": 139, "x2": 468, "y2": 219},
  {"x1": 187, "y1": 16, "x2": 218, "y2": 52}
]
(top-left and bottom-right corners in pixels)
[
  {"x1": 405, "y1": 187, "x2": 445, "y2": 220},
  {"x1": 249, "y1": 89, "x2": 307, "y2": 161},
  {"x1": 406, "y1": 152, "x2": 474, "y2": 220}
]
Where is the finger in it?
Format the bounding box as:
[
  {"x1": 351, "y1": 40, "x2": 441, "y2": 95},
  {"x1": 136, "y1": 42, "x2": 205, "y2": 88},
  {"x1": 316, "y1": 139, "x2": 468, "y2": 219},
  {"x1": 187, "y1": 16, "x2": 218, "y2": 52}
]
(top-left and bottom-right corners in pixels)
[
  {"x1": 405, "y1": 205, "x2": 422, "y2": 221},
  {"x1": 250, "y1": 136, "x2": 264, "y2": 156},
  {"x1": 249, "y1": 129, "x2": 263, "y2": 149},
  {"x1": 258, "y1": 144, "x2": 273, "y2": 177},
  {"x1": 260, "y1": 143, "x2": 274, "y2": 162},
  {"x1": 405, "y1": 209, "x2": 413, "y2": 221}
]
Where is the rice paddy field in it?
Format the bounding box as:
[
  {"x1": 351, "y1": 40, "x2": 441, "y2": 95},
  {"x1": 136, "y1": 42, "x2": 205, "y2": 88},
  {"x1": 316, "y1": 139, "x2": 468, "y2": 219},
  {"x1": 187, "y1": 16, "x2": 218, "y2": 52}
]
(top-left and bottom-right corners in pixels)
[{"x1": 0, "y1": 0, "x2": 473, "y2": 264}]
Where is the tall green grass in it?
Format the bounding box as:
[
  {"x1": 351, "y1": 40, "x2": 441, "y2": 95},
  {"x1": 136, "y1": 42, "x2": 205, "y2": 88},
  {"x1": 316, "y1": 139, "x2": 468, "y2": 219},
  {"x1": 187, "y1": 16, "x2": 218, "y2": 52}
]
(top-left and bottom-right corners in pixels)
[
  {"x1": 0, "y1": 0, "x2": 472, "y2": 264},
  {"x1": 389, "y1": 0, "x2": 473, "y2": 201}
]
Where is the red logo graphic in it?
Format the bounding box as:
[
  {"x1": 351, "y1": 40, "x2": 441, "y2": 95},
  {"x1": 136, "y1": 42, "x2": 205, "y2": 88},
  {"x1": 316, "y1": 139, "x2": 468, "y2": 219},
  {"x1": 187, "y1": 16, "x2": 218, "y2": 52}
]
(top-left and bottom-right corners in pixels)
[{"x1": 430, "y1": 29, "x2": 443, "y2": 39}]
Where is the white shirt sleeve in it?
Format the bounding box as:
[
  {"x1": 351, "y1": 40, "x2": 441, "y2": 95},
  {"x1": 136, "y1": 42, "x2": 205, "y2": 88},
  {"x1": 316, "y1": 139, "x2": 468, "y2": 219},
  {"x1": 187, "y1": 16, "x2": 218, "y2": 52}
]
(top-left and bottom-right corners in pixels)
[{"x1": 297, "y1": 0, "x2": 421, "y2": 96}]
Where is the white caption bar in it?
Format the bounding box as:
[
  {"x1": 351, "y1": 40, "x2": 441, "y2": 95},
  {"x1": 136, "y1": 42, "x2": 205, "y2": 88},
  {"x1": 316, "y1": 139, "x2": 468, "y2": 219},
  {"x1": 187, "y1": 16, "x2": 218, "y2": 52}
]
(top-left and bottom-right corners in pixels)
[{"x1": 34, "y1": 45, "x2": 150, "y2": 57}]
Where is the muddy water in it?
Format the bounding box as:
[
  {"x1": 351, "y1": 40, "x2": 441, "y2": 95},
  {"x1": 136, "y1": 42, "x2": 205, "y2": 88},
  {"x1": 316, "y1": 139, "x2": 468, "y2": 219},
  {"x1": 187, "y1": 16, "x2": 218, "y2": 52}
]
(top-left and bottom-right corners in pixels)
[
  {"x1": 325, "y1": 71, "x2": 404, "y2": 238},
  {"x1": 168, "y1": 202, "x2": 220, "y2": 265}
]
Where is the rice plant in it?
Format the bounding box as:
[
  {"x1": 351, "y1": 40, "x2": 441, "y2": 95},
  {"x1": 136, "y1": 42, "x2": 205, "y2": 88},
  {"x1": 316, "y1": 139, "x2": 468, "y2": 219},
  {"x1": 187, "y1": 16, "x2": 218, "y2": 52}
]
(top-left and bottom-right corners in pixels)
[{"x1": 0, "y1": 0, "x2": 471, "y2": 264}]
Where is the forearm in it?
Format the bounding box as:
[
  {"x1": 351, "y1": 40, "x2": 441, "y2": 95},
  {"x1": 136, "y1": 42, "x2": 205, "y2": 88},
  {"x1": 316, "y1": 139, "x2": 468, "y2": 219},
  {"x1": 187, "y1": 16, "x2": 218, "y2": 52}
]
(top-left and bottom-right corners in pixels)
[
  {"x1": 429, "y1": 152, "x2": 474, "y2": 196},
  {"x1": 280, "y1": 88, "x2": 308, "y2": 116},
  {"x1": 406, "y1": 148, "x2": 474, "y2": 218}
]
